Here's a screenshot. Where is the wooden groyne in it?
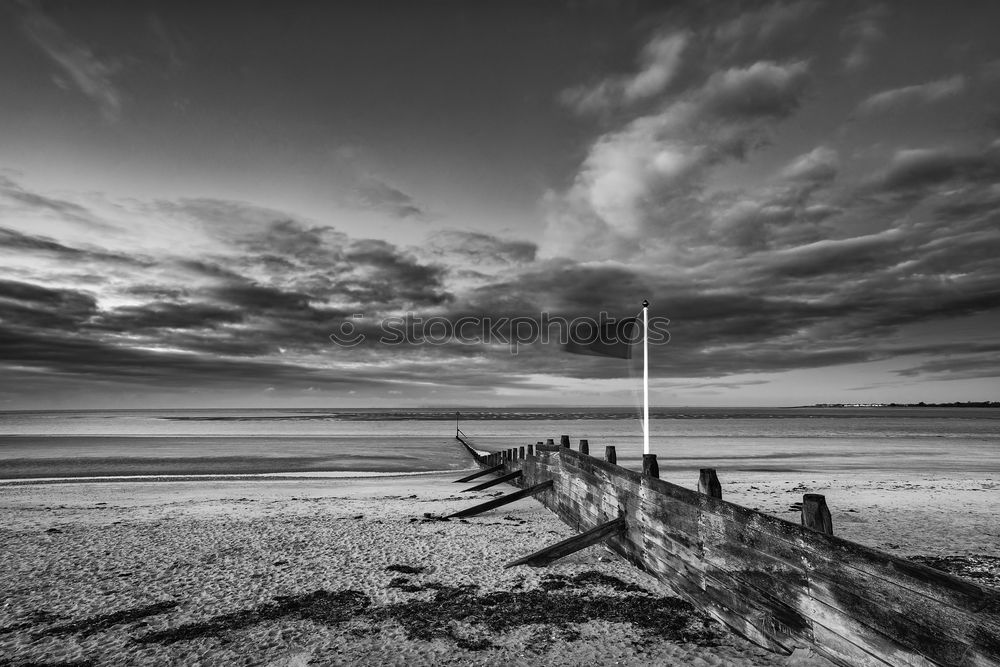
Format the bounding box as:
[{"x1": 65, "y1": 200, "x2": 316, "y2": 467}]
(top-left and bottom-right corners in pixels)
[{"x1": 454, "y1": 434, "x2": 1000, "y2": 667}]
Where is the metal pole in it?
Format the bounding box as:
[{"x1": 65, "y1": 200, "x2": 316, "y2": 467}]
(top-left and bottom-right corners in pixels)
[{"x1": 642, "y1": 299, "x2": 649, "y2": 456}]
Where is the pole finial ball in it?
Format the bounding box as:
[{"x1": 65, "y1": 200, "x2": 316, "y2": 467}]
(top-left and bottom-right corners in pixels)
[{"x1": 642, "y1": 299, "x2": 649, "y2": 308}]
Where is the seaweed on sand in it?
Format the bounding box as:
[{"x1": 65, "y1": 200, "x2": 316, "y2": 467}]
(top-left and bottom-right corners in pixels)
[
  {"x1": 133, "y1": 590, "x2": 370, "y2": 644},
  {"x1": 131, "y1": 572, "x2": 722, "y2": 651},
  {"x1": 374, "y1": 579, "x2": 722, "y2": 650},
  {"x1": 32, "y1": 601, "x2": 178, "y2": 639}
]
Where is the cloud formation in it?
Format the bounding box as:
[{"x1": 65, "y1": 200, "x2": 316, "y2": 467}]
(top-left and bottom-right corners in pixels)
[
  {"x1": 544, "y1": 55, "x2": 811, "y2": 259},
  {"x1": 3, "y1": 2, "x2": 1000, "y2": 406},
  {"x1": 840, "y1": 3, "x2": 889, "y2": 71},
  {"x1": 357, "y1": 177, "x2": 427, "y2": 220},
  {"x1": 855, "y1": 76, "x2": 966, "y2": 116},
  {"x1": 17, "y1": 0, "x2": 124, "y2": 121},
  {"x1": 561, "y1": 32, "x2": 689, "y2": 114}
]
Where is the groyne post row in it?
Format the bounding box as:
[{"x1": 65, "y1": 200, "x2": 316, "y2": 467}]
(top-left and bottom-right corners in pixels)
[{"x1": 453, "y1": 433, "x2": 1000, "y2": 667}]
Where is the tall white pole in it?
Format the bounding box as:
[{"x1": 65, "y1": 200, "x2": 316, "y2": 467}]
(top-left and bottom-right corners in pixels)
[{"x1": 642, "y1": 299, "x2": 649, "y2": 455}]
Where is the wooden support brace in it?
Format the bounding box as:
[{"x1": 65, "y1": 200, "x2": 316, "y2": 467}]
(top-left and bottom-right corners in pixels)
[
  {"x1": 462, "y1": 469, "x2": 522, "y2": 492},
  {"x1": 453, "y1": 464, "x2": 505, "y2": 483},
  {"x1": 505, "y1": 516, "x2": 627, "y2": 568},
  {"x1": 447, "y1": 481, "x2": 553, "y2": 519}
]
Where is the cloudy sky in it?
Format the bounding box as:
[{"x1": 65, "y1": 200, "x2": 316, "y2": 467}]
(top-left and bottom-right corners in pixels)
[{"x1": 2, "y1": 1, "x2": 1000, "y2": 409}]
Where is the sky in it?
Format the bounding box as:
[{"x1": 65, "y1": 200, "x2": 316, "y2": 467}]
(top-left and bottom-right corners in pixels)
[{"x1": 2, "y1": 0, "x2": 1000, "y2": 409}]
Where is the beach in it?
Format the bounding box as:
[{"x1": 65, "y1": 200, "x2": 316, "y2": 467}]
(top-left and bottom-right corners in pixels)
[{"x1": 2, "y1": 469, "x2": 997, "y2": 666}]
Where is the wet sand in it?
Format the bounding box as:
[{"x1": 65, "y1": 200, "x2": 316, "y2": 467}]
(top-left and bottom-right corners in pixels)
[{"x1": 1, "y1": 471, "x2": 996, "y2": 665}]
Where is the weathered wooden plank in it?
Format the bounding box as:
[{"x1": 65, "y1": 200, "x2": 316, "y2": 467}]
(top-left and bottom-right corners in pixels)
[
  {"x1": 462, "y1": 469, "x2": 522, "y2": 492},
  {"x1": 704, "y1": 500, "x2": 1000, "y2": 665},
  {"x1": 453, "y1": 464, "x2": 505, "y2": 483},
  {"x1": 549, "y1": 446, "x2": 998, "y2": 615},
  {"x1": 810, "y1": 623, "x2": 898, "y2": 667},
  {"x1": 448, "y1": 481, "x2": 553, "y2": 519},
  {"x1": 523, "y1": 446, "x2": 1000, "y2": 665},
  {"x1": 506, "y1": 516, "x2": 626, "y2": 568}
]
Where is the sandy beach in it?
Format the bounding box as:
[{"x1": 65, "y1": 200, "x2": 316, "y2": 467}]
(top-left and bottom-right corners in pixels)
[{"x1": 1, "y1": 470, "x2": 997, "y2": 666}]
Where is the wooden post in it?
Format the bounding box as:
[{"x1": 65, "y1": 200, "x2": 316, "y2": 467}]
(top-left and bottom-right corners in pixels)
[
  {"x1": 579, "y1": 439, "x2": 589, "y2": 455},
  {"x1": 527, "y1": 444, "x2": 534, "y2": 457},
  {"x1": 801, "y1": 493, "x2": 833, "y2": 535},
  {"x1": 519, "y1": 446, "x2": 525, "y2": 460},
  {"x1": 605, "y1": 446, "x2": 617, "y2": 465},
  {"x1": 643, "y1": 453, "x2": 659, "y2": 478},
  {"x1": 560, "y1": 435, "x2": 570, "y2": 448},
  {"x1": 698, "y1": 468, "x2": 722, "y2": 499}
]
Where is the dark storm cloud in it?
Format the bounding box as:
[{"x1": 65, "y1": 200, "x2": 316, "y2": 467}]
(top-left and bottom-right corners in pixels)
[
  {"x1": 700, "y1": 60, "x2": 810, "y2": 121},
  {"x1": 94, "y1": 302, "x2": 244, "y2": 332},
  {"x1": 873, "y1": 146, "x2": 1000, "y2": 194},
  {"x1": 427, "y1": 230, "x2": 537, "y2": 265},
  {"x1": 344, "y1": 239, "x2": 452, "y2": 306},
  {"x1": 0, "y1": 323, "x2": 373, "y2": 390},
  {"x1": 214, "y1": 283, "x2": 314, "y2": 313},
  {"x1": 0, "y1": 226, "x2": 149, "y2": 267},
  {"x1": 0, "y1": 279, "x2": 97, "y2": 329}
]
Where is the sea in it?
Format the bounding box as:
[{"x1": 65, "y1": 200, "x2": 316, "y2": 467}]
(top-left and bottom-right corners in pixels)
[{"x1": 0, "y1": 407, "x2": 998, "y2": 482}]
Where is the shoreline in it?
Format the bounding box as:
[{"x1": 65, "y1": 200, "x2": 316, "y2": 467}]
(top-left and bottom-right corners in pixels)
[{"x1": 0, "y1": 468, "x2": 471, "y2": 486}]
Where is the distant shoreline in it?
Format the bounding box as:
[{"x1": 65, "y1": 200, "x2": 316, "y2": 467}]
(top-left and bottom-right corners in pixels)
[{"x1": 797, "y1": 401, "x2": 999, "y2": 408}]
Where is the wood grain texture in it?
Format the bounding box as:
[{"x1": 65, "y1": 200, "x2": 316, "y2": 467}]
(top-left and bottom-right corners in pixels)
[{"x1": 470, "y1": 442, "x2": 1000, "y2": 666}]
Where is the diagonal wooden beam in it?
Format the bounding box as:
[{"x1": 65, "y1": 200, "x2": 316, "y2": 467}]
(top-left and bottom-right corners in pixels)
[
  {"x1": 447, "y1": 480, "x2": 553, "y2": 519},
  {"x1": 462, "y1": 469, "x2": 522, "y2": 492},
  {"x1": 453, "y1": 464, "x2": 505, "y2": 483},
  {"x1": 505, "y1": 516, "x2": 627, "y2": 568}
]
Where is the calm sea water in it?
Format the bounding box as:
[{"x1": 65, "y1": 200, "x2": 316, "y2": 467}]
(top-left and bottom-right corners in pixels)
[{"x1": 0, "y1": 407, "x2": 997, "y2": 480}]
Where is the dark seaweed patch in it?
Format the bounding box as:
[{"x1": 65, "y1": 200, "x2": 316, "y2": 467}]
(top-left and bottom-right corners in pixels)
[
  {"x1": 33, "y1": 602, "x2": 178, "y2": 639},
  {"x1": 133, "y1": 590, "x2": 370, "y2": 644},
  {"x1": 538, "y1": 571, "x2": 645, "y2": 592},
  {"x1": 129, "y1": 572, "x2": 720, "y2": 651},
  {"x1": 374, "y1": 584, "x2": 721, "y2": 650}
]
